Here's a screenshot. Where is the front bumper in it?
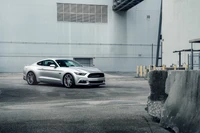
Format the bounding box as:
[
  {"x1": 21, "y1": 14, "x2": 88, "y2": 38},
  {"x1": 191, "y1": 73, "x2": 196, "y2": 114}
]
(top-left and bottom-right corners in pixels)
[{"x1": 75, "y1": 76, "x2": 105, "y2": 86}]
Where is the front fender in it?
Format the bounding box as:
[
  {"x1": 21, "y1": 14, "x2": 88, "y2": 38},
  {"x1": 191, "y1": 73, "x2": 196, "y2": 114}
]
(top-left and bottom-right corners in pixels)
[{"x1": 61, "y1": 72, "x2": 76, "y2": 85}]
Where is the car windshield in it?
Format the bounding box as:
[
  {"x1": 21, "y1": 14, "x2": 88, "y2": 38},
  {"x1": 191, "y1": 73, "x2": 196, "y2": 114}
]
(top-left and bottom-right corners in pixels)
[{"x1": 56, "y1": 60, "x2": 82, "y2": 67}]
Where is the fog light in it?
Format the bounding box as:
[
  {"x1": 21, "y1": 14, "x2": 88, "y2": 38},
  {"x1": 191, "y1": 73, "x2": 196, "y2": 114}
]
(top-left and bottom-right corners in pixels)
[{"x1": 79, "y1": 80, "x2": 87, "y2": 83}]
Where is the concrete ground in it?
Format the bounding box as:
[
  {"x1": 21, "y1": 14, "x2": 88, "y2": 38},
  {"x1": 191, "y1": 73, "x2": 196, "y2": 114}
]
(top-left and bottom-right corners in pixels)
[{"x1": 0, "y1": 73, "x2": 170, "y2": 133}]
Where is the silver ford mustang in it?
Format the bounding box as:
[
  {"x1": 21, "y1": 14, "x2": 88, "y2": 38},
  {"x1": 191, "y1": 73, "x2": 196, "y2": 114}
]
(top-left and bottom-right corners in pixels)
[{"x1": 23, "y1": 58, "x2": 105, "y2": 88}]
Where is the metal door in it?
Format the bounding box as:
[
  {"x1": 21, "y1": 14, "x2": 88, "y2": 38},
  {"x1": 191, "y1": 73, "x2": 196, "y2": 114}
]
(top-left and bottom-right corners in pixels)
[{"x1": 74, "y1": 58, "x2": 93, "y2": 67}]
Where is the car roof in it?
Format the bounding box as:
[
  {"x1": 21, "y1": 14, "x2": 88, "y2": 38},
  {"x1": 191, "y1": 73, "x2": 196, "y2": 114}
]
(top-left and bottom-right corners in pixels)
[
  {"x1": 52, "y1": 58, "x2": 73, "y2": 60},
  {"x1": 41, "y1": 58, "x2": 73, "y2": 60},
  {"x1": 36, "y1": 58, "x2": 73, "y2": 63}
]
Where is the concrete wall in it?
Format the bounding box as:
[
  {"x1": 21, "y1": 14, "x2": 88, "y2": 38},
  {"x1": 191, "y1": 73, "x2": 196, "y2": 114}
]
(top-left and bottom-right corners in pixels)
[
  {"x1": 0, "y1": 0, "x2": 160, "y2": 72},
  {"x1": 163, "y1": 0, "x2": 200, "y2": 66}
]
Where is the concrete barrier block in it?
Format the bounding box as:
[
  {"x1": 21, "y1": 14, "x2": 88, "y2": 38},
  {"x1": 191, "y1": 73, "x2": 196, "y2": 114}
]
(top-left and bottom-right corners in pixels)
[
  {"x1": 147, "y1": 70, "x2": 168, "y2": 119},
  {"x1": 147, "y1": 99, "x2": 165, "y2": 119},
  {"x1": 165, "y1": 71, "x2": 183, "y2": 94},
  {"x1": 160, "y1": 71, "x2": 200, "y2": 133},
  {"x1": 148, "y1": 70, "x2": 168, "y2": 101}
]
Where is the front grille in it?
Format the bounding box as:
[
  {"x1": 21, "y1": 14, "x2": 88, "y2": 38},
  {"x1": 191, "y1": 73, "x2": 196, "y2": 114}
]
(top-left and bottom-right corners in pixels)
[
  {"x1": 88, "y1": 73, "x2": 104, "y2": 78},
  {"x1": 89, "y1": 81, "x2": 104, "y2": 84}
]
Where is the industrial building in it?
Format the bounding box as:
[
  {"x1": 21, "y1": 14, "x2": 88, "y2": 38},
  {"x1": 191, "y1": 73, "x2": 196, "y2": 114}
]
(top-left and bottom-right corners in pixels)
[
  {"x1": 0, "y1": 0, "x2": 161, "y2": 72},
  {"x1": 163, "y1": 0, "x2": 200, "y2": 69}
]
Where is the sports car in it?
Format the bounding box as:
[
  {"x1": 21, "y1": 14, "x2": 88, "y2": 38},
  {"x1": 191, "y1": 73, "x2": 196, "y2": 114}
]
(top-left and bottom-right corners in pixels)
[{"x1": 23, "y1": 58, "x2": 105, "y2": 88}]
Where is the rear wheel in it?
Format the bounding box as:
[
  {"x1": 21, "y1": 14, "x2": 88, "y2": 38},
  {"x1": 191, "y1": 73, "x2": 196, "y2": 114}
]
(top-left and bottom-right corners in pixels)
[
  {"x1": 26, "y1": 71, "x2": 37, "y2": 85},
  {"x1": 63, "y1": 74, "x2": 75, "y2": 88}
]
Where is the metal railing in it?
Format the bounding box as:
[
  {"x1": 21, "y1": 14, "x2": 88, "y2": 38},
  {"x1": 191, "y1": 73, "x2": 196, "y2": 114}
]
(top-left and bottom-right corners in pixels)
[{"x1": 136, "y1": 65, "x2": 189, "y2": 78}]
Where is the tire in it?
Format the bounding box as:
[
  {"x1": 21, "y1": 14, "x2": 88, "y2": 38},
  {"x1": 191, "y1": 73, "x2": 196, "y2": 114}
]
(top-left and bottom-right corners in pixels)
[
  {"x1": 26, "y1": 71, "x2": 37, "y2": 85},
  {"x1": 63, "y1": 73, "x2": 75, "y2": 88}
]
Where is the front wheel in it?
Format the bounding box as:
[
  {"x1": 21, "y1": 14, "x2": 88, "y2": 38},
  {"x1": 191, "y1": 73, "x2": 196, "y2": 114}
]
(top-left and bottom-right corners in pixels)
[
  {"x1": 63, "y1": 74, "x2": 75, "y2": 88},
  {"x1": 26, "y1": 71, "x2": 37, "y2": 85}
]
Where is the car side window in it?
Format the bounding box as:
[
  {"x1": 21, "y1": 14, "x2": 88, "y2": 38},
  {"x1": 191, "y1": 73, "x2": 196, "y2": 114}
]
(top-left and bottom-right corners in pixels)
[
  {"x1": 37, "y1": 61, "x2": 44, "y2": 66},
  {"x1": 56, "y1": 60, "x2": 68, "y2": 67},
  {"x1": 43, "y1": 60, "x2": 58, "y2": 67}
]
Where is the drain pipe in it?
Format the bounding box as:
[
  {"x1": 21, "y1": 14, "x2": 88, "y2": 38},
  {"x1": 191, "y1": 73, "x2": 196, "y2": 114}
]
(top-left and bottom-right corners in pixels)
[{"x1": 156, "y1": 0, "x2": 163, "y2": 67}]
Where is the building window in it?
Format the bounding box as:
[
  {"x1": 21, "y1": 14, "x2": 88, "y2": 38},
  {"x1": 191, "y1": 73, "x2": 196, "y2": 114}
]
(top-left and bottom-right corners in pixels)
[{"x1": 57, "y1": 3, "x2": 108, "y2": 23}]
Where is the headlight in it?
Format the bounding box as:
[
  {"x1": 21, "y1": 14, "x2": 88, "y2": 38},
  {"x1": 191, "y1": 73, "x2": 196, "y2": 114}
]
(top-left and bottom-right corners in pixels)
[{"x1": 74, "y1": 72, "x2": 87, "y2": 76}]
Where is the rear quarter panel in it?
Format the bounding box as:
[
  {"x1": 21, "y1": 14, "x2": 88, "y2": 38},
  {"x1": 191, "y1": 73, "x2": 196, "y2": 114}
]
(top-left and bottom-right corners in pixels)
[{"x1": 23, "y1": 65, "x2": 41, "y2": 82}]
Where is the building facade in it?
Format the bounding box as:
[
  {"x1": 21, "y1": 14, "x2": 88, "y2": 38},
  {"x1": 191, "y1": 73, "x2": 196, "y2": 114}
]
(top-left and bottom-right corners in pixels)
[
  {"x1": 163, "y1": 0, "x2": 200, "y2": 68},
  {"x1": 0, "y1": 0, "x2": 161, "y2": 72}
]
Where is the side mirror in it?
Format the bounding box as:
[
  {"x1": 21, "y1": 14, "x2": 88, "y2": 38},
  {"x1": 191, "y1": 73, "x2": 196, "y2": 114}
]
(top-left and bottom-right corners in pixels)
[{"x1": 50, "y1": 64, "x2": 56, "y2": 68}]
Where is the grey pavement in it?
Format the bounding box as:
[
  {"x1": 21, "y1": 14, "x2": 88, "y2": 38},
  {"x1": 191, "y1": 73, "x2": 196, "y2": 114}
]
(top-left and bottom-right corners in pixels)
[{"x1": 0, "y1": 73, "x2": 171, "y2": 133}]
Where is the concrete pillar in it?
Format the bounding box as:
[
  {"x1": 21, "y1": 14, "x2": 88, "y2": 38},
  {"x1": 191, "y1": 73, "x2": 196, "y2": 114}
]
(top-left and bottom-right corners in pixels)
[{"x1": 139, "y1": 66, "x2": 143, "y2": 77}]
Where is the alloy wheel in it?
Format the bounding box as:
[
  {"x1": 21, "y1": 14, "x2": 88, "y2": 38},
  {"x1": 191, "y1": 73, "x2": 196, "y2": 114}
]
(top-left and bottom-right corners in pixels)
[
  {"x1": 27, "y1": 72, "x2": 36, "y2": 85},
  {"x1": 64, "y1": 74, "x2": 74, "y2": 88}
]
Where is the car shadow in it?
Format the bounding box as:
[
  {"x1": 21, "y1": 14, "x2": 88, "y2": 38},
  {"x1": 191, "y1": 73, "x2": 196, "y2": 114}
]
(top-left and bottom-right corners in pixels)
[
  {"x1": 75, "y1": 85, "x2": 106, "y2": 89},
  {"x1": 36, "y1": 83, "x2": 106, "y2": 89},
  {"x1": 36, "y1": 83, "x2": 64, "y2": 88}
]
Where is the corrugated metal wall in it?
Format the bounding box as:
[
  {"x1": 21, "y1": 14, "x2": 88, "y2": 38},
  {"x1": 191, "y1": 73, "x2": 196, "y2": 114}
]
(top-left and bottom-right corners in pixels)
[{"x1": 0, "y1": 0, "x2": 161, "y2": 72}]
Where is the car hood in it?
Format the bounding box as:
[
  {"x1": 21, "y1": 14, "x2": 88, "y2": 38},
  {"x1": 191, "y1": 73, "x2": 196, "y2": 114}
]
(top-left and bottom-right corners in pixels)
[{"x1": 65, "y1": 67, "x2": 102, "y2": 73}]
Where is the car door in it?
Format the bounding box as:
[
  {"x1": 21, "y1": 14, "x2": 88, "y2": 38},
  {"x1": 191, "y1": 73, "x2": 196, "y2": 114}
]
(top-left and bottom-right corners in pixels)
[{"x1": 39, "y1": 60, "x2": 62, "y2": 83}]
